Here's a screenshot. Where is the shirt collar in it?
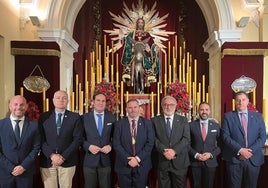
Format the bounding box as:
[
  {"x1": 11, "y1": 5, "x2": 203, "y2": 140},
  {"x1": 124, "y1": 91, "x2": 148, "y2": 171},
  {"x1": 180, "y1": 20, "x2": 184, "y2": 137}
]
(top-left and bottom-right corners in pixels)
[{"x1": 10, "y1": 115, "x2": 25, "y2": 122}]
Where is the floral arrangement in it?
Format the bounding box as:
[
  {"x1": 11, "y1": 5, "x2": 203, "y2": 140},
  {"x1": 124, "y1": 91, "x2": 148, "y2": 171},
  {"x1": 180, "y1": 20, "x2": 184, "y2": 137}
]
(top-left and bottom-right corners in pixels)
[
  {"x1": 25, "y1": 101, "x2": 40, "y2": 121},
  {"x1": 167, "y1": 80, "x2": 191, "y2": 114},
  {"x1": 94, "y1": 80, "x2": 117, "y2": 114},
  {"x1": 247, "y1": 102, "x2": 258, "y2": 112}
]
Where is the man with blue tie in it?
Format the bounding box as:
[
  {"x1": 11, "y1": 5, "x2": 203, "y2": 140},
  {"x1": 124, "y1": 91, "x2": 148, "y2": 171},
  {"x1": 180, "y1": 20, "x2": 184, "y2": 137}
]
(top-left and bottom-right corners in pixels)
[
  {"x1": 151, "y1": 95, "x2": 190, "y2": 188},
  {"x1": 38, "y1": 90, "x2": 83, "y2": 188},
  {"x1": 113, "y1": 99, "x2": 154, "y2": 188},
  {"x1": 221, "y1": 91, "x2": 266, "y2": 188},
  {"x1": 82, "y1": 92, "x2": 116, "y2": 188},
  {"x1": 189, "y1": 102, "x2": 221, "y2": 188},
  {"x1": 0, "y1": 95, "x2": 40, "y2": 188}
]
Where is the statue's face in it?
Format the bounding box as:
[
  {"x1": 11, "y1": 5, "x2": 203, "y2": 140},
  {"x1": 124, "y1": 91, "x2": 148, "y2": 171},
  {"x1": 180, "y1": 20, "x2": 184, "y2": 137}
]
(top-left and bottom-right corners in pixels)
[{"x1": 136, "y1": 19, "x2": 145, "y2": 30}]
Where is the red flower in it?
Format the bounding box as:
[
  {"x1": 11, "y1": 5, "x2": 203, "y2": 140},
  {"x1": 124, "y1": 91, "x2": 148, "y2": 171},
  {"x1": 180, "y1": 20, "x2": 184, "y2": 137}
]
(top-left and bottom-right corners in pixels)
[
  {"x1": 167, "y1": 81, "x2": 191, "y2": 114},
  {"x1": 248, "y1": 102, "x2": 258, "y2": 112},
  {"x1": 95, "y1": 80, "x2": 117, "y2": 114},
  {"x1": 25, "y1": 101, "x2": 40, "y2": 121}
]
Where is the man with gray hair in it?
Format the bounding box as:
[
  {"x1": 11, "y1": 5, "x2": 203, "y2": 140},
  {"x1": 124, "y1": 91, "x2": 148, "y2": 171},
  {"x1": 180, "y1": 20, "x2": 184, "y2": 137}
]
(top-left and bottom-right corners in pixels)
[{"x1": 151, "y1": 95, "x2": 190, "y2": 188}]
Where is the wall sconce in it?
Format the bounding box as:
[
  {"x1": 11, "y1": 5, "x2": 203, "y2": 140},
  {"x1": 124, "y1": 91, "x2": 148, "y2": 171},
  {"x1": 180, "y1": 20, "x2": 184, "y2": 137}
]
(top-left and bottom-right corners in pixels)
[
  {"x1": 29, "y1": 16, "x2": 40, "y2": 26},
  {"x1": 237, "y1": 16, "x2": 250, "y2": 27}
]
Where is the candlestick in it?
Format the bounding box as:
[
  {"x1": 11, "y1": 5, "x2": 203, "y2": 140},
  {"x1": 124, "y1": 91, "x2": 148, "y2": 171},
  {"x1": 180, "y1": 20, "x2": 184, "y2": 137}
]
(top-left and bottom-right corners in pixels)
[
  {"x1": 253, "y1": 89, "x2": 256, "y2": 106},
  {"x1": 79, "y1": 91, "x2": 84, "y2": 114},
  {"x1": 71, "y1": 92, "x2": 75, "y2": 112},
  {"x1": 126, "y1": 91, "x2": 129, "y2": 102},
  {"x1": 20, "y1": 87, "x2": 24, "y2": 96},
  {"x1": 46, "y1": 98, "x2": 49, "y2": 112},
  {"x1": 120, "y1": 81, "x2": 124, "y2": 117},
  {"x1": 232, "y1": 99, "x2": 235, "y2": 111},
  {"x1": 151, "y1": 92, "x2": 154, "y2": 117},
  {"x1": 169, "y1": 64, "x2": 172, "y2": 84},
  {"x1": 75, "y1": 74, "x2": 78, "y2": 111},
  {"x1": 182, "y1": 59, "x2": 185, "y2": 83},
  {"x1": 157, "y1": 82, "x2": 160, "y2": 115},
  {"x1": 42, "y1": 87, "x2": 46, "y2": 112},
  {"x1": 202, "y1": 75, "x2": 205, "y2": 102}
]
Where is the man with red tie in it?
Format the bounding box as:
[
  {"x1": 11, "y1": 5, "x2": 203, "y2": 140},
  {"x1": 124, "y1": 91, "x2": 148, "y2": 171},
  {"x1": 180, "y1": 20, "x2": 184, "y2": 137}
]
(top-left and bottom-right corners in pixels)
[
  {"x1": 113, "y1": 99, "x2": 154, "y2": 188},
  {"x1": 189, "y1": 102, "x2": 221, "y2": 188}
]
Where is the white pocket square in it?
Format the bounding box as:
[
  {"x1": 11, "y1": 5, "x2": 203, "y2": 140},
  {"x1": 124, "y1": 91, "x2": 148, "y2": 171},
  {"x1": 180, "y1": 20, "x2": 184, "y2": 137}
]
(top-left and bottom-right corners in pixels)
[
  {"x1": 211, "y1": 130, "x2": 217, "y2": 132},
  {"x1": 107, "y1": 123, "x2": 113, "y2": 126}
]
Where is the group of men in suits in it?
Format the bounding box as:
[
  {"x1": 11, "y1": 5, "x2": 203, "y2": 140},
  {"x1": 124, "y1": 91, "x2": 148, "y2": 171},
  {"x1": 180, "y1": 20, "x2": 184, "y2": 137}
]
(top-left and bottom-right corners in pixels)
[{"x1": 0, "y1": 90, "x2": 266, "y2": 188}]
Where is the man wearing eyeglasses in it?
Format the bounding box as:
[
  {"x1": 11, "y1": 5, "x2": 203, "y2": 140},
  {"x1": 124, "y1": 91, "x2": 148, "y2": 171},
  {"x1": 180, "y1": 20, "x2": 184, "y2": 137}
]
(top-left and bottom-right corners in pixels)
[{"x1": 151, "y1": 95, "x2": 190, "y2": 188}]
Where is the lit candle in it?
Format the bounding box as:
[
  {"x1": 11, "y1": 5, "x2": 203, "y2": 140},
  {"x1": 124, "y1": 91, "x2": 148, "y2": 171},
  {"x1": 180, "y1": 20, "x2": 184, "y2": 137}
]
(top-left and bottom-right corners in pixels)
[
  {"x1": 20, "y1": 87, "x2": 24, "y2": 96},
  {"x1": 151, "y1": 92, "x2": 154, "y2": 117}
]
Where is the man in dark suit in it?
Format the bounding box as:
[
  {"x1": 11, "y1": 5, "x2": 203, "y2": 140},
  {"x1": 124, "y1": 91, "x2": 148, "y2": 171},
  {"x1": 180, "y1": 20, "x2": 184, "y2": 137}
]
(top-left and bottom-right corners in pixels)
[
  {"x1": 82, "y1": 92, "x2": 116, "y2": 188},
  {"x1": 221, "y1": 91, "x2": 266, "y2": 188},
  {"x1": 151, "y1": 95, "x2": 190, "y2": 188},
  {"x1": 0, "y1": 95, "x2": 40, "y2": 188},
  {"x1": 189, "y1": 102, "x2": 221, "y2": 188},
  {"x1": 113, "y1": 99, "x2": 154, "y2": 188},
  {"x1": 38, "y1": 90, "x2": 83, "y2": 188}
]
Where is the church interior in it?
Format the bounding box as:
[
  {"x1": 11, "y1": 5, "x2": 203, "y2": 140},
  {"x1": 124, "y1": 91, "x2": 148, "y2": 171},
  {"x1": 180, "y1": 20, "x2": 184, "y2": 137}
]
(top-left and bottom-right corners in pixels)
[{"x1": 0, "y1": 0, "x2": 268, "y2": 187}]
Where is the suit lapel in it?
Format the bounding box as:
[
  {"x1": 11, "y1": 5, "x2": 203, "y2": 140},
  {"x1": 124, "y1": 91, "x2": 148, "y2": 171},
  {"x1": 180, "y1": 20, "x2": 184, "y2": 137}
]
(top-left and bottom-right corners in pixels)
[{"x1": 233, "y1": 112, "x2": 245, "y2": 135}]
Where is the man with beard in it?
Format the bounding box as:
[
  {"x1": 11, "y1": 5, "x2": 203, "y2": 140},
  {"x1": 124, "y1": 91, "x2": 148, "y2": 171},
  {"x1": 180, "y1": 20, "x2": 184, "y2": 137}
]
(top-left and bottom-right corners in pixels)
[{"x1": 189, "y1": 102, "x2": 221, "y2": 188}]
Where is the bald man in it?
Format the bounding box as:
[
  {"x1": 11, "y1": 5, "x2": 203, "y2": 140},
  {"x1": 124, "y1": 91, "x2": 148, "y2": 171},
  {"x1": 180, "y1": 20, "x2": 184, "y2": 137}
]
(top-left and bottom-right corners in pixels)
[{"x1": 0, "y1": 95, "x2": 40, "y2": 188}]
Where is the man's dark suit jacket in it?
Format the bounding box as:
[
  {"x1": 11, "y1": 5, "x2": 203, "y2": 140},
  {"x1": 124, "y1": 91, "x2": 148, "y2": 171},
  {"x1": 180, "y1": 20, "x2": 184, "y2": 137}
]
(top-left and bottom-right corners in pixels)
[
  {"x1": 221, "y1": 111, "x2": 266, "y2": 166},
  {"x1": 189, "y1": 119, "x2": 221, "y2": 167},
  {"x1": 82, "y1": 110, "x2": 116, "y2": 168},
  {"x1": 151, "y1": 114, "x2": 190, "y2": 170},
  {"x1": 38, "y1": 110, "x2": 83, "y2": 168},
  {"x1": 113, "y1": 117, "x2": 154, "y2": 174},
  {"x1": 0, "y1": 117, "x2": 40, "y2": 182}
]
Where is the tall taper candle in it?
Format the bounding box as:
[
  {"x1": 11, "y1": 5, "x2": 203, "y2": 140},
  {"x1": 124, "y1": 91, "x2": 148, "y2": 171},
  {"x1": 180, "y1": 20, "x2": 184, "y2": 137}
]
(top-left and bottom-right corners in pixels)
[
  {"x1": 20, "y1": 87, "x2": 24, "y2": 96},
  {"x1": 151, "y1": 92, "x2": 154, "y2": 117}
]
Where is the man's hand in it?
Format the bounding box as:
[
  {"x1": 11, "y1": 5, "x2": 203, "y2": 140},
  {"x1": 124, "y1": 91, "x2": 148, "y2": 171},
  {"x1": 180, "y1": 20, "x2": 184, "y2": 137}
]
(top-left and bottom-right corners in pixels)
[
  {"x1": 89, "y1": 145, "x2": 101, "y2": 154},
  {"x1": 100, "y1": 145, "x2": 111, "y2": 154},
  {"x1": 127, "y1": 157, "x2": 140, "y2": 167},
  {"x1": 163, "y1": 149, "x2": 176, "y2": 160},
  {"x1": 51, "y1": 153, "x2": 64, "y2": 166},
  {"x1": 12, "y1": 165, "x2": 25, "y2": 176},
  {"x1": 239, "y1": 148, "x2": 253, "y2": 160},
  {"x1": 197, "y1": 152, "x2": 212, "y2": 161}
]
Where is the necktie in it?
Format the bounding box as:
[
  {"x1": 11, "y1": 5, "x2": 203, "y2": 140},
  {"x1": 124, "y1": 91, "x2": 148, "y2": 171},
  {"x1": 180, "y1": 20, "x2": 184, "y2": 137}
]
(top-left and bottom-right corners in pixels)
[
  {"x1": 56, "y1": 113, "x2": 62, "y2": 135},
  {"x1": 131, "y1": 119, "x2": 136, "y2": 155},
  {"x1": 166, "y1": 117, "x2": 171, "y2": 138},
  {"x1": 97, "y1": 114, "x2": 103, "y2": 135},
  {"x1": 201, "y1": 122, "x2": 207, "y2": 141},
  {"x1": 240, "y1": 113, "x2": 248, "y2": 147},
  {"x1": 14, "y1": 120, "x2": 21, "y2": 143}
]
